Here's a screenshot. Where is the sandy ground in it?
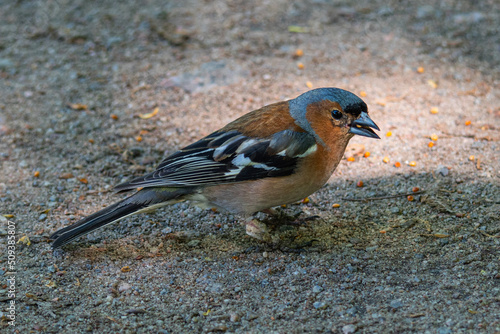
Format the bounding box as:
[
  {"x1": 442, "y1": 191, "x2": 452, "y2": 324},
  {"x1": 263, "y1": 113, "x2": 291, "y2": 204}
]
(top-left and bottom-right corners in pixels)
[{"x1": 1, "y1": 0, "x2": 499, "y2": 333}]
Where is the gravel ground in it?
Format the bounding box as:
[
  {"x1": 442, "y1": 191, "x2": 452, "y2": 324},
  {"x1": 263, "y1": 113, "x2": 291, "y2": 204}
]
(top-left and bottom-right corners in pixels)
[{"x1": 1, "y1": 0, "x2": 499, "y2": 333}]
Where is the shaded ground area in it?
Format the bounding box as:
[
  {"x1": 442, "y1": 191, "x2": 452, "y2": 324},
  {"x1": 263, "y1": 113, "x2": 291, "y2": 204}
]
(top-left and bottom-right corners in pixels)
[{"x1": 1, "y1": 0, "x2": 499, "y2": 332}]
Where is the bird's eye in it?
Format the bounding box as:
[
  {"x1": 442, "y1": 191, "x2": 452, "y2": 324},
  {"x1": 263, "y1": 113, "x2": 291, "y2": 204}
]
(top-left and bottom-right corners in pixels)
[{"x1": 331, "y1": 109, "x2": 342, "y2": 120}]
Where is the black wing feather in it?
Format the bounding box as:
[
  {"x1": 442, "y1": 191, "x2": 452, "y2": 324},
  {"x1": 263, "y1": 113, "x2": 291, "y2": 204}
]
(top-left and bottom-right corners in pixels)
[{"x1": 114, "y1": 129, "x2": 316, "y2": 192}]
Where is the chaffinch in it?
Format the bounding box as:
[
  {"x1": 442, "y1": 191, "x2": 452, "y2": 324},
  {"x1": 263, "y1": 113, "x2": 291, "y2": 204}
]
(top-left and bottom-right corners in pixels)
[{"x1": 51, "y1": 87, "x2": 379, "y2": 248}]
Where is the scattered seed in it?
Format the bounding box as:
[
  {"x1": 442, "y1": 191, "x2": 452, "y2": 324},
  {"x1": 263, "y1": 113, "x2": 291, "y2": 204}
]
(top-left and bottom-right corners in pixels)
[
  {"x1": 407, "y1": 195, "x2": 414, "y2": 201},
  {"x1": 332, "y1": 203, "x2": 340, "y2": 208},
  {"x1": 34, "y1": 171, "x2": 40, "y2": 177},
  {"x1": 139, "y1": 107, "x2": 159, "y2": 119},
  {"x1": 364, "y1": 151, "x2": 371, "y2": 158},
  {"x1": 430, "y1": 107, "x2": 439, "y2": 114},
  {"x1": 45, "y1": 280, "x2": 56, "y2": 288},
  {"x1": 417, "y1": 66, "x2": 424, "y2": 73},
  {"x1": 347, "y1": 157, "x2": 355, "y2": 162},
  {"x1": 3, "y1": 214, "x2": 14, "y2": 218},
  {"x1": 135, "y1": 136, "x2": 143, "y2": 142},
  {"x1": 121, "y1": 266, "x2": 131, "y2": 273},
  {"x1": 359, "y1": 91, "x2": 367, "y2": 97},
  {"x1": 386, "y1": 131, "x2": 392, "y2": 137},
  {"x1": 394, "y1": 162, "x2": 401, "y2": 168},
  {"x1": 88, "y1": 139, "x2": 95, "y2": 144},
  {"x1": 79, "y1": 178, "x2": 88, "y2": 184},
  {"x1": 428, "y1": 142, "x2": 434, "y2": 148},
  {"x1": 294, "y1": 49, "x2": 304, "y2": 57},
  {"x1": 412, "y1": 187, "x2": 420, "y2": 192},
  {"x1": 409, "y1": 161, "x2": 417, "y2": 167},
  {"x1": 110, "y1": 114, "x2": 119, "y2": 120},
  {"x1": 301, "y1": 197, "x2": 310, "y2": 204},
  {"x1": 288, "y1": 25, "x2": 309, "y2": 33},
  {"x1": 17, "y1": 235, "x2": 31, "y2": 246},
  {"x1": 427, "y1": 79, "x2": 438, "y2": 88},
  {"x1": 59, "y1": 173, "x2": 74, "y2": 179},
  {"x1": 306, "y1": 81, "x2": 313, "y2": 88},
  {"x1": 69, "y1": 103, "x2": 88, "y2": 111},
  {"x1": 356, "y1": 181, "x2": 364, "y2": 187},
  {"x1": 297, "y1": 62, "x2": 304, "y2": 70},
  {"x1": 430, "y1": 134, "x2": 438, "y2": 141},
  {"x1": 469, "y1": 155, "x2": 475, "y2": 161},
  {"x1": 465, "y1": 120, "x2": 471, "y2": 126},
  {"x1": 382, "y1": 156, "x2": 390, "y2": 163}
]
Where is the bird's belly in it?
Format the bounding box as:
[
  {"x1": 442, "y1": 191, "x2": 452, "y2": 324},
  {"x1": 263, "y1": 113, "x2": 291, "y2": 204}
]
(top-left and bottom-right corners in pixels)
[{"x1": 197, "y1": 174, "x2": 327, "y2": 215}]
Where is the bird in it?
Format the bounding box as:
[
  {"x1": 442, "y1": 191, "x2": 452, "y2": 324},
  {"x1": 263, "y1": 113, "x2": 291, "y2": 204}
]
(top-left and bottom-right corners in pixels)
[{"x1": 50, "y1": 87, "x2": 380, "y2": 248}]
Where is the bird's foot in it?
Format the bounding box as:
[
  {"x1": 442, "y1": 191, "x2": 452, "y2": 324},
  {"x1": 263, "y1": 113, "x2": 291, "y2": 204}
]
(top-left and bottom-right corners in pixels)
[
  {"x1": 244, "y1": 209, "x2": 292, "y2": 243},
  {"x1": 244, "y1": 208, "x2": 320, "y2": 243},
  {"x1": 245, "y1": 218, "x2": 273, "y2": 243},
  {"x1": 262, "y1": 207, "x2": 302, "y2": 226}
]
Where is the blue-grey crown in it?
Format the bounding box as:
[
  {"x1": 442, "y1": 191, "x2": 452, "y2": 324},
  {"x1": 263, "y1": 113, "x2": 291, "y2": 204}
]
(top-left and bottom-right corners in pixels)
[{"x1": 288, "y1": 87, "x2": 367, "y2": 139}]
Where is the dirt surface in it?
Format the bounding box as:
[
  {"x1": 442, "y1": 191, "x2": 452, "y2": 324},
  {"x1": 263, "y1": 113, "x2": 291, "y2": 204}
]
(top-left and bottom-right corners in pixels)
[{"x1": 1, "y1": 0, "x2": 499, "y2": 333}]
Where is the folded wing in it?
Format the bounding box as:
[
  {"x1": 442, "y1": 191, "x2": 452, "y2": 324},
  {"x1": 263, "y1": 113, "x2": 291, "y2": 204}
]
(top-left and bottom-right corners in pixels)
[{"x1": 114, "y1": 129, "x2": 316, "y2": 192}]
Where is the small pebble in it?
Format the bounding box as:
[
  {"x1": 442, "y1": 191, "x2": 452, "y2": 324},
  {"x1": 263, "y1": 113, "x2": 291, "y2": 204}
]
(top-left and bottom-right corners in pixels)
[
  {"x1": 312, "y1": 285, "x2": 323, "y2": 293},
  {"x1": 436, "y1": 165, "x2": 449, "y2": 176},
  {"x1": 39, "y1": 213, "x2": 47, "y2": 221},
  {"x1": 187, "y1": 240, "x2": 201, "y2": 247},
  {"x1": 390, "y1": 207, "x2": 400, "y2": 214},
  {"x1": 118, "y1": 282, "x2": 131, "y2": 292},
  {"x1": 313, "y1": 301, "x2": 328, "y2": 309},
  {"x1": 0, "y1": 58, "x2": 14, "y2": 70},
  {"x1": 346, "y1": 306, "x2": 358, "y2": 316},
  {"x1": 230, "y1": 312, "x2": 240, "y2": 322},
  {"x1": 161, "y1": 227, "x2": 173, "y2": 234},
  {"x1": 389, "y1": 299, "x2": 404, "y2": 309},
  {"x1": 437, "y1": 327, "x2": 453, "y2": 334},
  {"x1": 342, "y1": 324, "x2": 356, "y2": 334}
]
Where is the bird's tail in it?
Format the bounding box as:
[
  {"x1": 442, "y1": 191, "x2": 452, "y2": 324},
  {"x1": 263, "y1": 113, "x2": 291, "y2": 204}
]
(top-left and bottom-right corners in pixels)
[{"x1": 50, "y1": 187, "x2": 194, "y2": 248}]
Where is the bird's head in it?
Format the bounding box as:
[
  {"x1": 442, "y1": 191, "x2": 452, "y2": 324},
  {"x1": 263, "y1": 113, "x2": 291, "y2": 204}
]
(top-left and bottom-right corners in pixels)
[{"x1": 288, "y1": 87, "x2": 380, "y2": 145}]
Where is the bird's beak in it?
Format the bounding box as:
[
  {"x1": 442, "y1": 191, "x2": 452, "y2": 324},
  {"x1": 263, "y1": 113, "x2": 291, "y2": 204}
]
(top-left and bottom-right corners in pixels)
[{"x1": 349, "y1": 112, "x2": 380, "y2": 139}]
